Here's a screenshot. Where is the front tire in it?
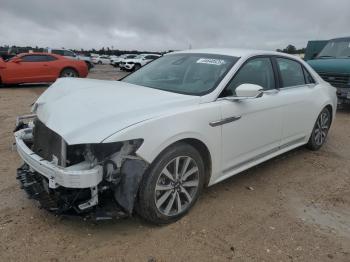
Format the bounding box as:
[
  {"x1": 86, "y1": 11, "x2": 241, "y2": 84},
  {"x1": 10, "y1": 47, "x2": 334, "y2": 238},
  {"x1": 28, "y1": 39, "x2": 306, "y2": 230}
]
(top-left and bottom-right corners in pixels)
[
  {"x1": 307, "y1": 107, "x2": 331, "y2": 150},
  {"x1": 137, "y1": 143, "x2": 205, "y2": 224}
]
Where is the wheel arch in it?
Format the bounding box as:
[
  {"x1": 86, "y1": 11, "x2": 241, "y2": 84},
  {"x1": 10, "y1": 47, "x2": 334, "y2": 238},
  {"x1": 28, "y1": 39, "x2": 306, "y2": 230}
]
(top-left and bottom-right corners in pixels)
[
  {"x1": 149, "y1": 138, "x2": 212, "y2": 187},
  {"x1": 307, "y1": 103, "x2": 334, "y2": 142},
  {"x1": 324, "y1": 104, "x2": 333, "y2": 125},
  {"x1": 180, "y1": 138, "x2": 212, "y2": 186},
  {"x1": 84, "y1": 61, "x2": 93, "y2": 69}
]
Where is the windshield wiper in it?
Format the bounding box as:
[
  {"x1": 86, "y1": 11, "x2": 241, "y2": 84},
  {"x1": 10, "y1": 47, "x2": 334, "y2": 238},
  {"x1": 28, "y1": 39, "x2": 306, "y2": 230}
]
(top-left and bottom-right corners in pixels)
[{"x1": 317, "y1": 55, "x2": 335, "y2": 58}]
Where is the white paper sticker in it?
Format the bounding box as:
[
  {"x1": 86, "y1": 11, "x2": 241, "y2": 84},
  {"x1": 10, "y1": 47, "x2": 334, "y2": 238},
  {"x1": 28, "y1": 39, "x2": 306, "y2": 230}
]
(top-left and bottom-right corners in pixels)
[{"x1": 196, "y1": 58, "x2": 226, "y2": 66}]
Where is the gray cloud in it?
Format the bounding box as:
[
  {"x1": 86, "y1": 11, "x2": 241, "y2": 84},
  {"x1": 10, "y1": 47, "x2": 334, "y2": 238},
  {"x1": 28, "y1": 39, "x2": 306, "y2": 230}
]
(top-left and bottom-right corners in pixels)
[{"x1": 0, "y1": 0, "x2": 349, "y2": 51}]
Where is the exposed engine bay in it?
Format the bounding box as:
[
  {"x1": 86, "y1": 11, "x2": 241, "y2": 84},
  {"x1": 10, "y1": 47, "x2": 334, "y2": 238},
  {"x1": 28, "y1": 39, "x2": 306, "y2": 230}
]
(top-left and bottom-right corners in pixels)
[{"x1": 15, "y1": 115, "x2": 148, "y2": 220}]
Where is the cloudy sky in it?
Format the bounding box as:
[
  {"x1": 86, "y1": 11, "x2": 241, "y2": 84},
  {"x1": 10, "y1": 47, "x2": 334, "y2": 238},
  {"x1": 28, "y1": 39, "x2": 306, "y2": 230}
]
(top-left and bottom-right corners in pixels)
[{"x1": 0, "y1": 0, "x2": 349, "y2": 51}]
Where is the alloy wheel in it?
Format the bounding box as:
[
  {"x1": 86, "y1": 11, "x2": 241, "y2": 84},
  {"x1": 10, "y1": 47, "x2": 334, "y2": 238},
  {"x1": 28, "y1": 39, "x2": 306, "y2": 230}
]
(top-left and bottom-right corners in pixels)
[
  {"x1": 63, "y1": 71, "x2": 76, "y2": 77},
  {"x1": 154, "y1": 156, "x2": 199, "y2": 216},
  {"x1": 314, "y1": 109, "x2": 330, "y2": 146}
]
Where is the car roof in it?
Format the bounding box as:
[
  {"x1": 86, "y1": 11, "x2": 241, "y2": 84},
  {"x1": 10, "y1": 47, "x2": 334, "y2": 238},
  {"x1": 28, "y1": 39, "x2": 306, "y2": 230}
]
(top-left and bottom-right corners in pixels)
[
  {"x1": 18, "y1": 52, "x2": 61, "y2": 58},
  {"x1": 171, "y1": 48, "x2": 293, "y2": 59},
  {"x1": 330, "y1": 36, "x2": 350, "y2": 42}
]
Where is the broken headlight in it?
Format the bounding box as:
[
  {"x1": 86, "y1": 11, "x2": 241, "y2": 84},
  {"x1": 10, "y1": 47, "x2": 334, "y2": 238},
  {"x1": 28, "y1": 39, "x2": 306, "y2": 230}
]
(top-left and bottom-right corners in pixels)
[{"x1": 66, "y1": 139, "x2": 143, "y2": 167}]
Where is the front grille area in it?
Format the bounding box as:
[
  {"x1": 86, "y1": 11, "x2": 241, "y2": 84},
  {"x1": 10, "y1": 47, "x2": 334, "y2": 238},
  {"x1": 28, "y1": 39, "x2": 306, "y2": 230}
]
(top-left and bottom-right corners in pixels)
[
  {"x1": 318, "y1": 72, "x2": 350, "y2": 88},
  {"x1": 32, "y1": 119, "x2": 65, "y2": 166}
]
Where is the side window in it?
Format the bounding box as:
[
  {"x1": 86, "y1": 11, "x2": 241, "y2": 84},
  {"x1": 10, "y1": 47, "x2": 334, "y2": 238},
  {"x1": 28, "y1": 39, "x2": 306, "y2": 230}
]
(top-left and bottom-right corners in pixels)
[
  {"x1": 303, "y1": 67, "x2": 315, "y2": 84},
  {"x1": 276, "y1": 58, "x2": 305, "y2": 87},
  {"x1": 21, "y1": 55, "x2": 47, "y2": 62},
  {"x1": 44, "y1": 55, "x2": 57, "y2": 61},
  {"x1": 222, "y1": 57, "x2": 275, "y2": 97}
]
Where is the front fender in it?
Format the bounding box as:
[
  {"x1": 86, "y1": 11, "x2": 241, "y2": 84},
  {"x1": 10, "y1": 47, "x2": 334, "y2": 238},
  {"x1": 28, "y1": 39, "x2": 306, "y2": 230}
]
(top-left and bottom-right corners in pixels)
[{"x1": 103, "y1": 102, "x2": 222, "y2": 182}]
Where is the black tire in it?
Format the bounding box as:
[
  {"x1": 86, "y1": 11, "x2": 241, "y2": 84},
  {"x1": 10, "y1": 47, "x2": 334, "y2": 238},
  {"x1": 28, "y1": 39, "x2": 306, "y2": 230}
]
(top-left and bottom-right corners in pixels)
[
  {"x1": 98, "y1": 61, "x2": 102, "y2": 65},
  {"x1": 306, "y1": 107, "x2": 331, "y2": 151},
  {"x1": 134, "y1": 64, "x2": 141, "y2": 71},
  {"x1": 60, "y1": 68, "x2": 78, "y2": 78},
  {"x1": 137, "y1": 143, "x2": 205, "y2": 224}
]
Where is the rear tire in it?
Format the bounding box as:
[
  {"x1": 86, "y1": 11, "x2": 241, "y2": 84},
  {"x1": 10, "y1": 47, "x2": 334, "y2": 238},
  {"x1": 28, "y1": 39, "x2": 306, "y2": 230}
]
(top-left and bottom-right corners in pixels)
[
  {"x1": 60, "y1": 68, "x2": 78, "y2": 78},
  {"x1": 306, "y1": 107, "x2": 331, "y2": 150},
  {"x1": 98, "y1": 61, "x2": 102, "y2": 65},
  {"x1": 137, "y1": 143, "x2": 205, "y2": 224}
]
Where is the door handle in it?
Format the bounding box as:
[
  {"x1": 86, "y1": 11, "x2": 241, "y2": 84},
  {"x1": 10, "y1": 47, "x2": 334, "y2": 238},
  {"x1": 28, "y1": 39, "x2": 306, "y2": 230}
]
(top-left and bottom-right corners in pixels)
[
  {"x1": 209, "y1": 116, "x2": 241, "y2": 127},
  {"x1": 43, "y1": 64, "x2": 49, "y2": 66}
]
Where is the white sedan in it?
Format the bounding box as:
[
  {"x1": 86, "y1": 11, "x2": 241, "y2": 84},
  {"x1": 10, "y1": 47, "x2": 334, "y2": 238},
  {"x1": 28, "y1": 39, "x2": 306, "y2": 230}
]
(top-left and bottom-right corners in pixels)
[
  {"x1": 15, "y1": 49, "x2": 337, "y2": 224},
  {"x1": 122, "y1": 53, "x2": 162, "y2": 71},
  {"x1": 91, "y1": 55, "x2": 111, "y2": 64}
]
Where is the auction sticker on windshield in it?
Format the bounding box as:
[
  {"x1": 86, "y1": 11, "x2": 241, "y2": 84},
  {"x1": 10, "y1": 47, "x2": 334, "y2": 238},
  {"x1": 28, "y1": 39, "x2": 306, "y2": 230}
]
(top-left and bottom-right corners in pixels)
[{"x1": 196, "y1": 58, "x2": 226, "y2": 65}]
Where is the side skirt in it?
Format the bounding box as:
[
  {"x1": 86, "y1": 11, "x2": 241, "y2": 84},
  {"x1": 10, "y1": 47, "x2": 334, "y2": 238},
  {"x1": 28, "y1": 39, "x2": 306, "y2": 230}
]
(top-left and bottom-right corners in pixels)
[{"x1": 210, "y1": 137, "x2": 306, "y2": 186}]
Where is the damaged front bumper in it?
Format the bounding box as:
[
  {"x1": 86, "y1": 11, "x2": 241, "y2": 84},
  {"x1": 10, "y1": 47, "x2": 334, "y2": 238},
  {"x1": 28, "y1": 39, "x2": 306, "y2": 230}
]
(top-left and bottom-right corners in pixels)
[
  {"x1": 14, "y1": 125, "x2": 148, "y2": 219},
  {"x1": 15, "y1": 128, "x2": 103, "y2": 189}
]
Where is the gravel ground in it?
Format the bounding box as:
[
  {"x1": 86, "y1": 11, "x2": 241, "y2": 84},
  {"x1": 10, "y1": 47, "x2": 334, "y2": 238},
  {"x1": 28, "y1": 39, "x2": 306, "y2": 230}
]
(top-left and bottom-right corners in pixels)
[{"x1": 0, "y1": 65, "x2": 349, "y2": 262}]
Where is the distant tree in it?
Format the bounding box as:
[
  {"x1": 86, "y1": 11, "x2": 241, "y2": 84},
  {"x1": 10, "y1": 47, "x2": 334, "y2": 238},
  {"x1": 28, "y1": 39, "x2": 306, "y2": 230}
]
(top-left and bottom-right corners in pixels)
[
  {"x1": 285, "y1": 44, "x2": 297, "y2": 54},
  {"x1": 277, "y1": 44, "x2": 305, "y2": 54}
]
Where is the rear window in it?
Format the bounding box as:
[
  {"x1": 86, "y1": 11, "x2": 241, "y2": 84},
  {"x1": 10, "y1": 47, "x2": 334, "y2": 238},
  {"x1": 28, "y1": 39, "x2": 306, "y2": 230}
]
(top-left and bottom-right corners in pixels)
[
  {"x1": 303, "y1": 67, "x2": 315, "y2": 84},
  {"x1": 276, "y1": 58, "x2": 305, "y2": 87},
  {"x1": 52, "y1": 50, "x2": 64, "y2": 56}
]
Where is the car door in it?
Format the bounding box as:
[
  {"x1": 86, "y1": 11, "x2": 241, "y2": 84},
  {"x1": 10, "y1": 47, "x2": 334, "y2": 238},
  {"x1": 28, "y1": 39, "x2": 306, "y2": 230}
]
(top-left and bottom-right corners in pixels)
[
  {"x1": 42, "y1": 55, "x2": 61, "y2": 81},
  {"x1": 5, "y1": 54, "x2": 54, "y2": 83},
  {"x1": 217, "y1": 56, "x2": 284, "y2": 178},
  {"x1": 273, "y1": 57, "x2": 317, "y2": 146}
]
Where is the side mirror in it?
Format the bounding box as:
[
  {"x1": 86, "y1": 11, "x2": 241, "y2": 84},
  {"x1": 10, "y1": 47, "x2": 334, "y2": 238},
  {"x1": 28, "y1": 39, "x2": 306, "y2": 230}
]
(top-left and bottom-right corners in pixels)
[
  {"x1": 13, "y1": 58, "x2": 22, "y2": 63},
  {"x1": 236, "y1": 84, "x2": 264, "y2": 98},
  {"x1": 225, "y1": 84, "x2": 264, "y2": 101}
]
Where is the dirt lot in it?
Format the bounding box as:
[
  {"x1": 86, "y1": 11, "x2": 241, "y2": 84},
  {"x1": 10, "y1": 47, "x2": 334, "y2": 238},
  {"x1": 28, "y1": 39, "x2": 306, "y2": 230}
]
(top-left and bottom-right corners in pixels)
[{"x1": 0, "y1": 65, "x2": 349, "y2": 262}]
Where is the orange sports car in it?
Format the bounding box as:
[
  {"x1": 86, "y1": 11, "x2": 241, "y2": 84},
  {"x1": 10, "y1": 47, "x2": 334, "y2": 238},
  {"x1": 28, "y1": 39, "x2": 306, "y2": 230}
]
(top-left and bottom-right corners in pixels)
[{"x1": 0, "y1": 52, "x2": 88, "y2": 85}]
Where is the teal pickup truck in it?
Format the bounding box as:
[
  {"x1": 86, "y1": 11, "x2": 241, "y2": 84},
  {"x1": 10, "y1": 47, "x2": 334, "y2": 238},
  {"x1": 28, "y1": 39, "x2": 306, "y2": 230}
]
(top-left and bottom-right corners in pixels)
[{"x1": 306, "y1": 37, "x2": 350, "y2": 104}]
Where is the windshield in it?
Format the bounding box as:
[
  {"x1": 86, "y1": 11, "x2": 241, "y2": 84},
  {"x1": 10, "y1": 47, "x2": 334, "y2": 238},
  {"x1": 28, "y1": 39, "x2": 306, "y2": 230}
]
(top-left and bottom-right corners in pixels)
[
  {"x1": 317, "y1": 39, "x2": 350, "y2": 58},
  {"x1": 121, "y1": 53, "x2": 238, "y2": 95}
]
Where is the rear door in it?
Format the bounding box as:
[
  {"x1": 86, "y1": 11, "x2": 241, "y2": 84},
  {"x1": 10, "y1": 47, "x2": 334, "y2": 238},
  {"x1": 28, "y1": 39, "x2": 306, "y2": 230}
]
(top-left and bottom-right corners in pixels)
[{"x1": 273, "y1": 57, "x2": 317, "y2": 146}]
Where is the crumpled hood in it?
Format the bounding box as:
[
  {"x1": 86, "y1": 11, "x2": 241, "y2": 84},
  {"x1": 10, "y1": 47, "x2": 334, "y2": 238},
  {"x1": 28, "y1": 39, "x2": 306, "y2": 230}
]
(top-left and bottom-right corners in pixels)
[
  {"x1": 307, "y1": 58, "x2": 350, "y2": 74},
  {"x1": 34, "y1": 78, "x2": 199, "y2": 144}
]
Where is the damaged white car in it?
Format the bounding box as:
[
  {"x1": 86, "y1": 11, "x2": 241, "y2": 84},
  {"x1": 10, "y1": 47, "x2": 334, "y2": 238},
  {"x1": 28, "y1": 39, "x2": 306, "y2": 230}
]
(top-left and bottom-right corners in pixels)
[{"x1": 15, "y1": 49, "x2": 337, "y2": 224}]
